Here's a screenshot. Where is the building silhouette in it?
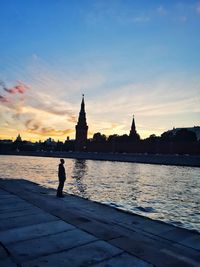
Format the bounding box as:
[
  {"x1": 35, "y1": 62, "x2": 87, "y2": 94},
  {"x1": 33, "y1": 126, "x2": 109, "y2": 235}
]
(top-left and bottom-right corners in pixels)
[
  {"x1": 1, "y1": 95, "x2": 199, "y2": 155},
  {"x1": 165, "y1": 126, "x2": 200, "y2": 141},
  {"x1": 75, "y1": 95, "x2": 88, "y2": 151},
  {"x1": 129, "y1": 115, "x2": 140, "y2": 141},
  {"x1": 15, "y1": 134, "x2": 22, "y2": 142}
]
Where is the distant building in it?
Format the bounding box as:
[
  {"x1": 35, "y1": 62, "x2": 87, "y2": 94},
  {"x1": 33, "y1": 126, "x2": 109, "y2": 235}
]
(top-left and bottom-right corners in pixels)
[
  {"x1": 0, "y1": 139, "x2": 12, "y2": 144},
  {"x1": 129, "y1": 115, "x2": 140, "y2": 141},
  {"x1": 15, "y1": 134, "x2": 22, "y2": 142},
  {"x1": 166, "y1": 126, "x2": 200, "y2": 141},
  {"x1": 75, "y1": 95, "x2": 88, "y2": 151},
  {"x1": 45, "y1": 137, "x2": 54, "y2": 144}
]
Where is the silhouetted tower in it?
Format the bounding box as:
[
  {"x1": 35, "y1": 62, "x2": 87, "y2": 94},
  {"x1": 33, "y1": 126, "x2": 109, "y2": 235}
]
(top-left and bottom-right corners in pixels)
[
  {"x1": 14, "y1": 134, "x2": 22, "y2": 151},
  {"x1": 130, "y1": 115, "x2": 136, "y2": 136},
  {"x1": 15, "y1": 134, "x2": 22, "y2": 142},
  {"x1": 75, "y1": 95, "x2": 88, "y2": 151},
  {"x1": 129, "y1": 115, "x2": 140, "y2": 141}
]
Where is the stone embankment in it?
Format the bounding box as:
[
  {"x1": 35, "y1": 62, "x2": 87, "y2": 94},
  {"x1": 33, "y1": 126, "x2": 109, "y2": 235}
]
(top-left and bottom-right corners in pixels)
[{"x1": 0, "y1": 178, "x2": 200, "y2": 266}]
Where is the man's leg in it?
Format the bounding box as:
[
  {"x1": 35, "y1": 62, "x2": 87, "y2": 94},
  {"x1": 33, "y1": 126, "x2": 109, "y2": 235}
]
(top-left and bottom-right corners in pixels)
[{"x1": 57, "y1": 180, "x2": 64, "y2": 197}]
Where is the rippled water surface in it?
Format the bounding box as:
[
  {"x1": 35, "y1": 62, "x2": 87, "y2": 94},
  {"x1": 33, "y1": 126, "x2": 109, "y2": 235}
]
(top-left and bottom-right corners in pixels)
[{"x1": 0, "y1": 155, "x2": 199, "y2": 232}]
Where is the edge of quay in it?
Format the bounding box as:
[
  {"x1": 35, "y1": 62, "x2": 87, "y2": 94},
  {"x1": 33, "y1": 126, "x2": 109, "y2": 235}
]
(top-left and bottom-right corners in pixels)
[{"x1": 0, "y1": 178, "x2": 200, "y2": 267}]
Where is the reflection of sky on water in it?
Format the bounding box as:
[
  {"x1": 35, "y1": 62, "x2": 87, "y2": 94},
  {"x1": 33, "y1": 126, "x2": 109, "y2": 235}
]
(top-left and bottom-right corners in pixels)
[
  {"x1": 71, "y1": 159, "x2": 88, "y2": 198},
  {"x1": 0, "y1": 155, "x2": 200, "y2": 232}
]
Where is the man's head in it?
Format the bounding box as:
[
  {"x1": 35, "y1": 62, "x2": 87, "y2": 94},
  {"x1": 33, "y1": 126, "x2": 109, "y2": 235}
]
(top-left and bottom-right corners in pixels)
[{"x1": 60, "y1": 158, "x2": 65, "y2": 164}]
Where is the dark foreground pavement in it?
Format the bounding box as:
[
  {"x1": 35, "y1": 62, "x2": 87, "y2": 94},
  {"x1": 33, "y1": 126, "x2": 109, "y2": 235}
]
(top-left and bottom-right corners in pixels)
[{"x1": 0, "y1": 178, "x2": 199, "y2": 267}]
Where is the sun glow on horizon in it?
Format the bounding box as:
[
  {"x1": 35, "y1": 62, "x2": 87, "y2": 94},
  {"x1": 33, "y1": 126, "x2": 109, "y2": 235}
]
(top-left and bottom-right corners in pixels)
[{"x1": 0, "y1": 1, "x2": 200, "y2": 140}]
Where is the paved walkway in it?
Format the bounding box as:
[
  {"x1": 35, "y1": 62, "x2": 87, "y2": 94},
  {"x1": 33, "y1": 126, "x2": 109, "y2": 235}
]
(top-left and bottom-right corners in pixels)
[{"x1": 0, "y1": 178, "x2": 199, "y2": 267}]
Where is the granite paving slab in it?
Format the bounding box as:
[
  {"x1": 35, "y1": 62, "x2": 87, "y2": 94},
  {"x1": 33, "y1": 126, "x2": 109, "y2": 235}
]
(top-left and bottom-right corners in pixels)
[
  {"x1": 0, "y1": 212, "x2": 58, "y2": 231},
  {"x1": 0, "y1": 188, "x2": 10, "y2": 195},
  {"x1": 0, "y1": 194, "x2": 20, "y2": 199},
  {"x1": 0, "y1": 245, "x2": 7, "y2": 259},
  {"x1": 110, "y1": 235, "x2": 200, "y2": 267},
  {"x1": 76, "y1": 219, "x2": 122, "y2": 241},
  {"x1": 181, "y1": 235, "x2": 200, "y2": 251},
  {"x1": 0, "y1": 202, "x2": 34, "y2": 213},
  {"x1": 0, "y1": 206, "x2": 43, "y2": 220},
  {"x1": 21, "y1": 240, "x2": 123, "y2": 267},
  {"x1": 0, "y1": 245, "x2": 17, "y2": 266},
  {"x1": 93, "y1": 252, "x2": 153, "y2": 267},
  {"x1": 7, "y1": 229, "x2": 97, "y2": 262},
  {"x1": 0, "y1": 257, "x2": 17, "y2": 267},
  {"x1": 0, "y1": 220, "x2": 75, "y2": 244},
  {"x1": 161, "y1": 227, "x2": 200, "y2": 243},
  {"x1": 0, "y1": 197, "x2": 27, "y2": 205}
]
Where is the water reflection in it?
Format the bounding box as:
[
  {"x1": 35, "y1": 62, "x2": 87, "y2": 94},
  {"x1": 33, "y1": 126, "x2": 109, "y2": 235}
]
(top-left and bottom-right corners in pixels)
[
  {"x1": 0, "y1": 155, "x2": 200, "y2": 232},
  {"x1": 71, "y1": 159, "x2": 88, "y2": 198}
]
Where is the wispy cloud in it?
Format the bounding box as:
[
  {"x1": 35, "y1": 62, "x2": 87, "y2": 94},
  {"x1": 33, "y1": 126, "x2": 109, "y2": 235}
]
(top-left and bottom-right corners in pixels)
[
  {"x1": 172, "y1": 2, "x2": 200, "y2": 22},
  {"x1": 157, "y1": 5, "x2": 167, "y2": 16},
  {"x1": 0, "y1": 80, "x2": 30, "y2": 94},
  {"x1": 27, "y1": 126, "x2": 74, "y2": 137},
  {"x1": 0, "y1": 95, "x2": 9, "y2": 103},
  {"x1": 196, "y1": 2, "x2": 200, "y2": 14},
  {"x1": 4, "y1": 81, "x2": 30, "y2": 94},
  {"x1": 84, "y1": 1, "x2": 200, "y2": 26},
  {"x1": 86, "y1": 73, "x2": 200, "y2": 137},
  {"x1": 25, "y1": 119, "x2": 40, "y2": 131},
  {"x1": 0, "y1": 55, "x2": 106, "y2": 140},
  {"x1": 85, "y1": 0, "x2": 151, "y2": 25}
]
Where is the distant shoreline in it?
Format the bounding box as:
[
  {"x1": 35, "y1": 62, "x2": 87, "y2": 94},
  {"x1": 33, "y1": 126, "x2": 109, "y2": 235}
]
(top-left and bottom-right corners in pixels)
[{"x1": 1, "y1": 151, "x2": 200, "y2": 167}]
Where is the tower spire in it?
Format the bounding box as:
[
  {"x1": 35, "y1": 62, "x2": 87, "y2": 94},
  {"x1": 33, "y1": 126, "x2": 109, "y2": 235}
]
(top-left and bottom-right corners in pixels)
[
  {"x1": 80, "y1": 94, "x2": 85, "y2": 114},
  {"x1": 130, "y1": 115, "x2": 136, "y2": 136},
  {"x1": 75, "y1": 95, "x2": 88, "y2": 151},
  {"x1": 129, "y1": 115, "x2": 140, "y2": 141}
]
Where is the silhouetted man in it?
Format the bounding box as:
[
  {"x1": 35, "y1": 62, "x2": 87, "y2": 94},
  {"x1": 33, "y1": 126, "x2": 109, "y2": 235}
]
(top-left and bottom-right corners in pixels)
[{"x1": 57, "y1": 159, "x2": 66, "y2": 198}]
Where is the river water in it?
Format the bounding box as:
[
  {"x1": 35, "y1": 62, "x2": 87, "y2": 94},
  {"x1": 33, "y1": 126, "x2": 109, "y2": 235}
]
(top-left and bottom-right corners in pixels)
[{"x1": 0, "y1": 155, "x2": 199, "y2": 232}]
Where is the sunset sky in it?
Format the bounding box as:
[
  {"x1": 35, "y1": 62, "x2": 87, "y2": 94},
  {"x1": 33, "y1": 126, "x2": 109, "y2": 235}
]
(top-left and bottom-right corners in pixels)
[{"x1": 0, "y1": 0, "x2": 200, "y2": 141}]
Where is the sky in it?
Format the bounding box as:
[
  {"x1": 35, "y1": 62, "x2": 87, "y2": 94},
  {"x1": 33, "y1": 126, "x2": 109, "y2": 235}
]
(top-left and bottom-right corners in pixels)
[{"x1": 0, "y1": 0, "x2": 200, "y2": 141}]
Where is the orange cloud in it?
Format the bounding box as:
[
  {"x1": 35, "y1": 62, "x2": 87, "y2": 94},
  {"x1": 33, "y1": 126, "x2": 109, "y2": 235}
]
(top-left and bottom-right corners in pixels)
[{"x1": 27, "y1": 127, "x2": 74, "y2": 137}]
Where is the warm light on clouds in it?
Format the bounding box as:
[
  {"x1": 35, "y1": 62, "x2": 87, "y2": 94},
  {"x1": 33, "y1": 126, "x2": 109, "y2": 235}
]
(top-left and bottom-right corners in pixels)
[
  {"x1": 27, "y1": 127, "x2": 74, "y2": 137},
  {"x1": 86, "y1": 73, "x2": 200, "y2": 138},
  {"x1": 0, "y1": 1, "x2": 200, "y2": 141},
  {"x1": 1, "y1": 64, "x2": 200, "y2": 141},
  {"x1": 0, "y1": 58, "x2": 200, "y2": 141},
  {"x1": 0, "y1": 95, "x2": 9, "y2": 103},
  {"x1": 0, "y1": 55, "x2": 107, "y2": 141}
]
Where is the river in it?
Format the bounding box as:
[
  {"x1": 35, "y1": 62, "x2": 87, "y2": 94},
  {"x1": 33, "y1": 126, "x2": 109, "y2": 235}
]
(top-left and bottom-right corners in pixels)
[{"x1": 0, "y1": 155, "x2": 199, "y2": 232}]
